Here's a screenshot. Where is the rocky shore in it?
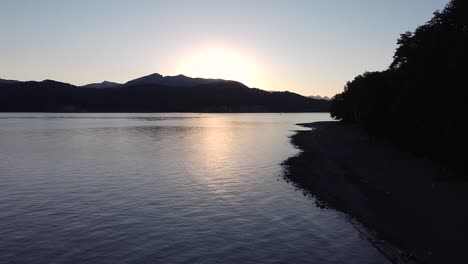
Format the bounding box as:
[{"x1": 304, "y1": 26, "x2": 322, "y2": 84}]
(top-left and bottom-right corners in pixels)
[{"x1": 283, "y1": 121, "x2": 468, "y2": 264}]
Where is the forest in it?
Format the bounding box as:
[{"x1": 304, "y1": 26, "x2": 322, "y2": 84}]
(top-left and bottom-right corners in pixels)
[{"x1": 330, "y1": 0, "x2": 468, "y2": 175}]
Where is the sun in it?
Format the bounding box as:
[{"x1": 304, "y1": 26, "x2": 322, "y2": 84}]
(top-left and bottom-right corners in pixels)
[{"x1": 176, "y1": 48, "x2": 258, "y2": 87}]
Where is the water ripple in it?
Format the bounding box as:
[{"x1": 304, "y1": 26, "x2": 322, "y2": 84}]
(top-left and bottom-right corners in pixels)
[{"x1": 0, "y1": 113, "x2": 388, "y2": 264}]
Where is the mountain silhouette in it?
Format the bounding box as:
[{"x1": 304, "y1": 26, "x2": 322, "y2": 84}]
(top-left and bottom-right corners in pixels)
[
  {"x1": 82, "y1": 81, "x2": 122, "y2": 89},
  {"x1": 308, "y1": 95, "x2": 331, "y2": 101},
  {"x1": 0, "y1": 78, "x2": 20, "y2": 85},
  {"x1": 124, "y1": 73, "x2": 224, "y2": 87},
  {"x1": 0, "y1": 74, "x2": 330, "y2": 112}
]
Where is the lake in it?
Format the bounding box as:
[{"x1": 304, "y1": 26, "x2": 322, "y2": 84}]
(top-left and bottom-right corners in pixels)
[{"x1": 0, "y1": 113, "x2": 388, "y2": 263}]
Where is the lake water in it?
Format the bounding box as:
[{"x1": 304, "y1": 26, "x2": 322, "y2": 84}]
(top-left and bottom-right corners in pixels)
[{"x1": 0, "y1": 113, "x2": 388, "y2": 264}]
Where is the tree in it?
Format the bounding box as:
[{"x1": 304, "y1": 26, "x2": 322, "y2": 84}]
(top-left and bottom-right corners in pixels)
[{"x1": 330, "y1": 0, "x2": 468, "y2": 175}]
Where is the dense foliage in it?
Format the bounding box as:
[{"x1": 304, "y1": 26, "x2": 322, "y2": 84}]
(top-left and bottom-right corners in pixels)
[{"x1": 331, "y1": 0, "x2": 468, "y2": 174}]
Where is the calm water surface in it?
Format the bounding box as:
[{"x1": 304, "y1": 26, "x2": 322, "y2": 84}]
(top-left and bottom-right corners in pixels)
[{"x1": 0, "y1": 113, "x2": 388, "y2": 264}]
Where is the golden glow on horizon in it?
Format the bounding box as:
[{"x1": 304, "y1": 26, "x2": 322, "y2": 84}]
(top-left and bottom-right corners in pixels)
[{"x1": 176, "y1": 48, "x2": 259, "y2": 88}]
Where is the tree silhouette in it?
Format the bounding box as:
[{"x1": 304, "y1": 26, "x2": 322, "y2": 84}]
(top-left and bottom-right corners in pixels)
[{"x1": 331, "y1": 0, "x2": 468, "y2": 175}]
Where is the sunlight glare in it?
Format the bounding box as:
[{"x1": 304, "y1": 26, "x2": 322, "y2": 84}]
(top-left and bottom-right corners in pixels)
[{"x1": 177, "y1": 48, "x2": 258, "y2": 87}]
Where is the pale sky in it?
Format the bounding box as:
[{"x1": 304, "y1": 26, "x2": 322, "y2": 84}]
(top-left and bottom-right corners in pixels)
[{"x1": 1, "y1": 0, "x2": 449, "y2": 97}]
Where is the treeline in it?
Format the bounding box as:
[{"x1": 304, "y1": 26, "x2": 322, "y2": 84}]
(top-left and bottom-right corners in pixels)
[
  {"x1": 0, "y1": 80, "x2": 330, "y2": 113},
  {"x1": 331, "y1": 0, "x2": 468, "y2": 174}
]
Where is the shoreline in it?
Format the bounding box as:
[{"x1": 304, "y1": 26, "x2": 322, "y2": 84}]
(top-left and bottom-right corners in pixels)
[{"x1": 283, "y1": 121, "x2": 468, "y2": 264}]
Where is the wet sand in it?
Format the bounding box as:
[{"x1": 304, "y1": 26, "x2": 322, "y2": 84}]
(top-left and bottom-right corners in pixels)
[{"x1": 283, "y1": 121, "x2": 468, "y2": 264}]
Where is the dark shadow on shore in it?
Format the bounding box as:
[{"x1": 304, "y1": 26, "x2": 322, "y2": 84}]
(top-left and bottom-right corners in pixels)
[{"x1": 283, "y1": 121, "x2": 468, "y2": 264}]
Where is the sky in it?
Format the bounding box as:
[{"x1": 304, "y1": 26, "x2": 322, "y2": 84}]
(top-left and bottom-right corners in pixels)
[{"x1": 1, "y1": 0, "x2": 450, "y2": 97}]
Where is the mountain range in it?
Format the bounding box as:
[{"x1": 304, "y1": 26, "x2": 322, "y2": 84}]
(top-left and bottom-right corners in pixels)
[
  {"x1": 80, "y1": 73, "x2": 227, "y2": 89},
  {"x1": 0, "y1": 73, "x2": 330, "y2": 112},
  {"x1": 0, "y1": 78, "x2": 20, "y2": 85},
  {"x1": 308, "y1": 95, "x2": 331, "y2": 101}
]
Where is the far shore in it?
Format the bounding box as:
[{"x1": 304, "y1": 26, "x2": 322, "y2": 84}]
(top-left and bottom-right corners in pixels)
[{"x1": 283, "y1": 121, "x2": 468, "y2": 264}]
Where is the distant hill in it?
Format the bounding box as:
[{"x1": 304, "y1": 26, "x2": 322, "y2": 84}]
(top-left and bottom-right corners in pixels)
[
  {"x1": 124, "y1": 73, "x2": 224, "y2": 87},
  {"x1": 81, "y1": 81, "x2": 122, "y2": 89},
  {"x1": 0, "y1": 74, "x2": 330, "y2": 112},
  {"x1": 0, "y1": 78, "x2": 20, "y2": 86},
  {"x1": 308, "y1": 95, "x2": 331, "y2": 101}
]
